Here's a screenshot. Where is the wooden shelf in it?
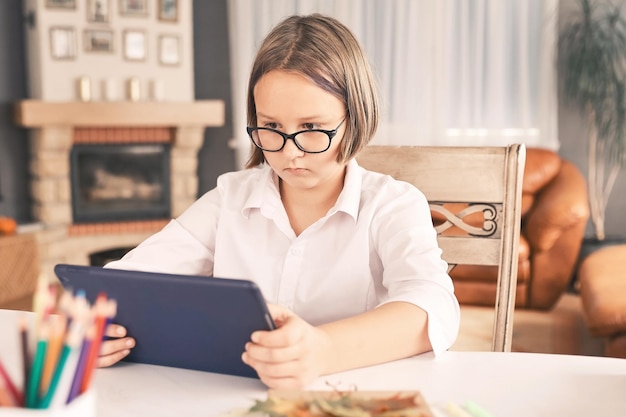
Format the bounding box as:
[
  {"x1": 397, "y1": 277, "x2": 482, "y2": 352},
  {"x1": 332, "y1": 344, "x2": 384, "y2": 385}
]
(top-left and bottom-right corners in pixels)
[{"x1": 14, "y1": 100, "x2": 225, "y2": 128}]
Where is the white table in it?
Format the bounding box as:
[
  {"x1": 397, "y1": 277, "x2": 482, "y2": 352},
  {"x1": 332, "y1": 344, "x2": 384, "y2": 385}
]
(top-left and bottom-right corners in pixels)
[{"x1": 1, "y1": 309, "x2": 625, "y2": 417}]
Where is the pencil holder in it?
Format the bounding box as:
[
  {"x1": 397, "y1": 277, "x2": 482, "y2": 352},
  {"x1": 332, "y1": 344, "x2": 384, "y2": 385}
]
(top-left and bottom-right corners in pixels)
[{"x1": 0, "y1": 390, "x2": 95, "y2": 417}]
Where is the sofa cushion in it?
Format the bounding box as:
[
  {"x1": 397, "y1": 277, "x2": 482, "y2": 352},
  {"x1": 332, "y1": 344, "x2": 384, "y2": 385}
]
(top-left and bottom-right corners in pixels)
[
  {"x1": 521, "y1": 148, "x2": 561, "y2": 216},
  {"x1": 579, "y1": 244, "x2": 626, "y2": 336},
  {"x1": 523, "y1": 148, "x2": 561, "y2": 194}
]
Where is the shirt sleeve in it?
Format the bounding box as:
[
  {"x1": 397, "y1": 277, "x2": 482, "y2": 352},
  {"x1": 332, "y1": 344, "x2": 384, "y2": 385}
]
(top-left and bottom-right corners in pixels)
[
  {"x1": 104, "y1": 188, "x2": 221, "y2": 276},
  {"x1": 372, "y1": 181, "x2": 461, "y2": 355}
]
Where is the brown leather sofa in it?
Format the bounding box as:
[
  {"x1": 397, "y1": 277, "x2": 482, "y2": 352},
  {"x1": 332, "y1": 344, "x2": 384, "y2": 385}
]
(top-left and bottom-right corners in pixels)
[
  {"x1": 578, "y1": 244, "x2": 626, "y2": 358},
  {"x1": 448, "y1": 148, "x2": 590, "y2": 310}
]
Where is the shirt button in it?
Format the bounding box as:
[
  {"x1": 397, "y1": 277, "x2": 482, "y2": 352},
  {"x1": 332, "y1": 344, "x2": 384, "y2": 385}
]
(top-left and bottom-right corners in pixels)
[{"x1": 291, "y1": 247, "x2": 301, "y2": 256}]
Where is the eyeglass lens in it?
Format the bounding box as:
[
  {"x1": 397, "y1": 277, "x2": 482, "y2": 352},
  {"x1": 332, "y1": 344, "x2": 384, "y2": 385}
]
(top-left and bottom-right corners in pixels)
[{"x1": 250, "y1": 129, "x2": 331, "y2": 153}]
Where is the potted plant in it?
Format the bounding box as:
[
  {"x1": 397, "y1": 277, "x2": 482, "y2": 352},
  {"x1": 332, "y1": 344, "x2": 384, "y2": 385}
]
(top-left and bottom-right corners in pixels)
[{"x1": 559, "y1": 0, "x2": 626, "y2": 241}]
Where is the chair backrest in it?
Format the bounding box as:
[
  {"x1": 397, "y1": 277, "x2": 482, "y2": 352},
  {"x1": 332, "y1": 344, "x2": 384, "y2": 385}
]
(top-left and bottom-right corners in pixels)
[{"x1": 357, "y1": 144, "x2": 526, "y2": 352}]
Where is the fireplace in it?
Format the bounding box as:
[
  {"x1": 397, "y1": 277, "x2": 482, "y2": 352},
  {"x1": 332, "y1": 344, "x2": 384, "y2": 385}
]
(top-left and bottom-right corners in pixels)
[
  {"x1": 71, "y1": 143, "x2": 171, "y2": 223},
  {"x1": 14, "y1": 100, "x2": 225, "y2": 278}
]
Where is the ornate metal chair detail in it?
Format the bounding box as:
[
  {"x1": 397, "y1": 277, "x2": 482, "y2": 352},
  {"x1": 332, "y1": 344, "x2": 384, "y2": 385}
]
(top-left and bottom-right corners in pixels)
[{"x1": 357, "y1": 144, "x2": 526, "y2": 352}]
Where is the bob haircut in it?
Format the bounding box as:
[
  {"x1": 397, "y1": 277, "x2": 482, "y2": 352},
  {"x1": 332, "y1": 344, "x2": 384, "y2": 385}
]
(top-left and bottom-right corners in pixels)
[{"x1": 245, "y1": 14, "x2": 380, "y2": 168}]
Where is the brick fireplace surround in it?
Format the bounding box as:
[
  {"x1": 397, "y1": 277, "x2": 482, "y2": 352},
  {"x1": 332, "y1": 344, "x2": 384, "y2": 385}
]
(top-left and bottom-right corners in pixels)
[{"x1": 14, "y1": 100, "x2": 224, "y2": 281}]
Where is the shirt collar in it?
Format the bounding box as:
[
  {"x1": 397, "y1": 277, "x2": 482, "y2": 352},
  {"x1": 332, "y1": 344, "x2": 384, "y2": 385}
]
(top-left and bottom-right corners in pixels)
[
  {"x1": 241, "y1": 160, "x2": 362, "y2": 222},
  {"x1": 328, "y1": 158, "x2": 361, "y2": 221},
  {"x1": 241, "y1": 165, "x2": 279, "y2": 218}
]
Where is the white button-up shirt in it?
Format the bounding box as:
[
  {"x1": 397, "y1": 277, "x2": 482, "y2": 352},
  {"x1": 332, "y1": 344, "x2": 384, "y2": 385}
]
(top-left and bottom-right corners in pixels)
[{"x1": 106, "y1": 159, "x2": 460, "y2": 354}]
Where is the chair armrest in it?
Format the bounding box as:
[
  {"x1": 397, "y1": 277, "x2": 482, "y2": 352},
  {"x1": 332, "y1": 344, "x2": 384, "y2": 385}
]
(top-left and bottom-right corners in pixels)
[{"x1": 523, "y1": 160, "x2": 589, "y2": 252}]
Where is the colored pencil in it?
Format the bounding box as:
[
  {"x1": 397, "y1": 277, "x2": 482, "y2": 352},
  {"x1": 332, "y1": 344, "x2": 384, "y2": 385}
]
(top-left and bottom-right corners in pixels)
[
  {"x1": 465, "y1": 401, "x2": 496, "y2": 417},
  {"x1": 0, "y1": 380, "x2": 16, "y2": 407},
  {"x1": 79, "y1": 293, "x2": 108, "y2": 394},
  {"x1": 39, "y1": 314, "x2": 67, "y2": 396},
  {"x1": 47, "y1": 318, "x2": 86, "y2": 409},
  {"x1": 19, "y1": 314, "x2": 30, "y2": 406},
  {"x1": 25, "y1": 320, "x2": 49, "y2": 408},
  {"x1": 0, "y1": 357, "x2": 22, "y2": 406},
  {"x1": 66, "y1": 321, "x2": 95, "y2": 404},
  {"x1": 39, "y1": 316, "x2": 85, "y2": 410},
  {"x1": 444, "y1": 402, "x2": 473, "y2": 417},
  {"x1": 32, "y1": 275, "x2": 49, "y2": 334}
]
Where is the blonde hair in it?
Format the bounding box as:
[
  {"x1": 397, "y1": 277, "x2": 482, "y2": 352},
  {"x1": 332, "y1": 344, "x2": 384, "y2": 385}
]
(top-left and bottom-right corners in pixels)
[{"x1": 245, "y1": 14, "x2": 380, "y2": 168}]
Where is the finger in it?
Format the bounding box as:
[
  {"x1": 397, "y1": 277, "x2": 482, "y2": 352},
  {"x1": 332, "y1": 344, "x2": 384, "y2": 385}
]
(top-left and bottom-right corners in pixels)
[
  {"x1": 104, "y1": 324, "x2": 127, "y2": 338},
  {"x1": 267, "y1": 304, "x2": 295, "y2": 327},
  {"x1": 97, "y1": 348, "x2": 131, "y2": 368},
  {"x1": 242, "y1": 351, "x2": 300, "y2": 379},
  {"x1": 252, "y1": 317, "x2": 303, "y2": 347},
  {"x1": 99, "y1": 337, "x2": 135, "y2": 357},
  {"x1": 245, "y1": 341, "x2": 301, "y2": 363}
]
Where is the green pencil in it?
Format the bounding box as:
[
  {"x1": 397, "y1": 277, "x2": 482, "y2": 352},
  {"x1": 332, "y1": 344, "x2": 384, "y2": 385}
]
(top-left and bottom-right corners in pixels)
[
  {"x1": 26, "y1": 322, "x2": 48, "y2": 408},
  {"x1": 39, "y1": 345, "x2": 71, "y2": 409},
  {"x1": 465, "y1": 401, "x2": 496, "y2": 417}
]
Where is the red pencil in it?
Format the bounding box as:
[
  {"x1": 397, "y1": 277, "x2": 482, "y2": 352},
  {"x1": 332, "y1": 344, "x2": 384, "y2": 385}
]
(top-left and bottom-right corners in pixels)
[
  {"x1": 79, "y1": 293, "x2": 108, "y2": 394},
  {"x1": 0, "y1": 380, "x2": 16, "y2": 407},
  {"x1": 0, "y1": 357, "x2": 23, "y2": 406}
]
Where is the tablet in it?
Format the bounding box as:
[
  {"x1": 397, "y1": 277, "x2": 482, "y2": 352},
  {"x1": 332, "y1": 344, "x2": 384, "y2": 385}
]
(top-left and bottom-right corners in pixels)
[{"x1": 54, "y1": 264, "x2": 276, "y2": 379}]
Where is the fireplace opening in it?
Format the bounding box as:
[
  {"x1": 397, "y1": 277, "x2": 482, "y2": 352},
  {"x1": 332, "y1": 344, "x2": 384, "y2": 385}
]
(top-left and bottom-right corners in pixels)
[
  {"x1": 70, "y1": 143, "x2": 171, "y2": 223},
  {"x1": 90, "y1": 247, "x2": 133, "y2": 266}
]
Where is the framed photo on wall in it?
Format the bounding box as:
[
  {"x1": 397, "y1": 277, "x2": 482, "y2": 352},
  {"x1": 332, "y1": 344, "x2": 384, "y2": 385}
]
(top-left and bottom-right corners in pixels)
[
  {"x1": 45, "y1": 0, "x2": 76, "y2": 9},
  {"x1": 49, "y1": 27, "x2": 77, "y2": 60},
  {"x1": 123, "y1": 29, "x2": 147, "y2": 61},
  {"x1": 158, "y1": 34, "x2": 180, "y2": 66},
  {"x1": 84, "y1": 29, "x2": 114, "y2": 53},
  {"x1": 119, "y1": 0, "x2": 149, "y2": 17},
  {"x1": 87, "y1": 0, "x2": 110, "y2": 23},
  {"x1": 158, "y1": 0, "x2": 178, "y2": 22}
]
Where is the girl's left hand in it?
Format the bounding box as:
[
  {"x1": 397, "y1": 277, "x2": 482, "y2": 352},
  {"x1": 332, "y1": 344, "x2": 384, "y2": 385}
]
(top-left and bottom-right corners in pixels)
[{"x1": 241, "y1": 304, "x2": 332, "y2": 389}]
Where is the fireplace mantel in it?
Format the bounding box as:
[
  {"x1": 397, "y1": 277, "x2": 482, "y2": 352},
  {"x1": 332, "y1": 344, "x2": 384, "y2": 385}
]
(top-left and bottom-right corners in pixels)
[
  {"x1": 14, "y1": 100, "x2": 225, "y2": 127},
  {"x1": 15, "y1": 99, "x2": 226, "y2": 277}
]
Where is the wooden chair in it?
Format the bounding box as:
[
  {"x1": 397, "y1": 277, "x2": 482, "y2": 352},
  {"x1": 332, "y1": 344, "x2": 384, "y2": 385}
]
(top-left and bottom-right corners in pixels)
[{"x1": 357, "y1": 144, "x2": 526, "y2": 352}]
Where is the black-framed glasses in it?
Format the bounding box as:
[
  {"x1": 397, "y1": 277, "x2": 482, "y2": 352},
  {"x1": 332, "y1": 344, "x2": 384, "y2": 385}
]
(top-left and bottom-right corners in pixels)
[{"x1": 247, "y1": 119, "x2": 346, "y2": 154}]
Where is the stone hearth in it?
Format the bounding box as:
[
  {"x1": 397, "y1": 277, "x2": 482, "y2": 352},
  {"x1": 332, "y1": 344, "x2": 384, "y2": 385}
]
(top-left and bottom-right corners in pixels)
[{"x1": 14, "y1": 100, "x2": 224, "y2": 280}]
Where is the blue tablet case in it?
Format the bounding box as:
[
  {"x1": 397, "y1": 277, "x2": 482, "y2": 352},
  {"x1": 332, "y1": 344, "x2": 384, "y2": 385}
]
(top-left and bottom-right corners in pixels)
[{"x1": 54, "y1": 264, "x2": 276, "y2": 379}]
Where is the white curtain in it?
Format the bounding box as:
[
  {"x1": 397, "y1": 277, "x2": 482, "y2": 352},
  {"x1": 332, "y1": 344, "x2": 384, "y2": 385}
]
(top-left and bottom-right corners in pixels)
[{"x1": 227, "y1": 0, "x2": 559, "y2": 169}]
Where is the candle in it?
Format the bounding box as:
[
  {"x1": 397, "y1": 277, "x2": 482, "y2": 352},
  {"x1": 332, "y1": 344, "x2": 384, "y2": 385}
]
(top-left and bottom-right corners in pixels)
[
  {"x1": 150, "y1": 80, "x2": 164, "y2": 101},
  {"x1": 127, "y1": 77, "x2": 141, "y2": 101},
  {"x1": 101, "y1": 79, "x2": 117, "y2": 101},
  {"x1": 77, "y1": 77, "x2": 92, "y2": 102}
]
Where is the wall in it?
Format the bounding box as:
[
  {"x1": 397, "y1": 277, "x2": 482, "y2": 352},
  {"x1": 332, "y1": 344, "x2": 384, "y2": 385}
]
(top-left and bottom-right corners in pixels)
[
  {"x1": 23, "y1": 0, "x2": 194, "y2": 101},
  {"x1": 0, "y1": 0, "x2": 236, "y2": 223},
  {"x1": 3, "y1": 1, "x2": 625, "y2": 237},
  {"x1": 0, "y1": 0, "x2": 31, "y2": 222},
  {"x1": 557, "y1": 0, "x2": 626, "y2": 239}
]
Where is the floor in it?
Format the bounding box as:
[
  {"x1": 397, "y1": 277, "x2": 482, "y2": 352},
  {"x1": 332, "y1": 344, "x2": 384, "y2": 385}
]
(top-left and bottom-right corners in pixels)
[{"x1": 452, "y1": 292, "x2": 605, "y2": 356}]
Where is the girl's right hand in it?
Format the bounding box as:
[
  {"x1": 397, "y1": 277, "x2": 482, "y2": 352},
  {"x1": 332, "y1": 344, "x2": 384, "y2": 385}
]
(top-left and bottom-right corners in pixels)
[{"x1": 97, "y1": 324, "x2": 135, "y2": 367}]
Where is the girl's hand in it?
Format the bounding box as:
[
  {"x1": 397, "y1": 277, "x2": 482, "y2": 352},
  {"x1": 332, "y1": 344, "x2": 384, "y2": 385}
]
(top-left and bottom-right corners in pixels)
[
  {"x1": 97, "y1": 324, "x2": 135, "y2": 367},
  {"x1": 242, "y1": 304, "x2": 333, "y2": 389}
]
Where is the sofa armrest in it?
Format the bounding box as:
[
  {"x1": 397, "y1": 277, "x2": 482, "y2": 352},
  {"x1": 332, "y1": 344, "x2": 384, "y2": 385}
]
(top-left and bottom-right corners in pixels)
[{"x1": 524, "y1": 160, "x2": 589, "y2": 252}]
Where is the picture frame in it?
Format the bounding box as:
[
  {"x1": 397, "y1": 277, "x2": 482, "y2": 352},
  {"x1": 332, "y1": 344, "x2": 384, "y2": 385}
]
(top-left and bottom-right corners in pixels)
[
  {"x1": 49, "y1": 27, "x2": 77, "y2": 60},
  {"x1": 45, "y1": 0, "x2": 76, "y2": 9},
  {"x1": 84, "y1": 29, "x2": 114, "y2": 53},
  {"x1": 87, "y1": 0, "x2": 110, "y2": 23},
  {"x1": 123, "y1": 29, "x2": 147, "y2": 61},
  {"x1": 119, "y1": 0, "x2": 149, "y2": 17},
  {"x1": 158, "y1": 0, "x2": 178, "y2": 22},
  {"x1": 158, "y1": 34, "x2": 180, "y2": 66}
]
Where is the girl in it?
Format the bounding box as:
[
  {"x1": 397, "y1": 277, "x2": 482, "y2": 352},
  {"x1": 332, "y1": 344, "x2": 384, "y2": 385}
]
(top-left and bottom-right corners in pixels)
[{"x1": 100, "y1": 13, "x2": 460, "y2": 389}]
